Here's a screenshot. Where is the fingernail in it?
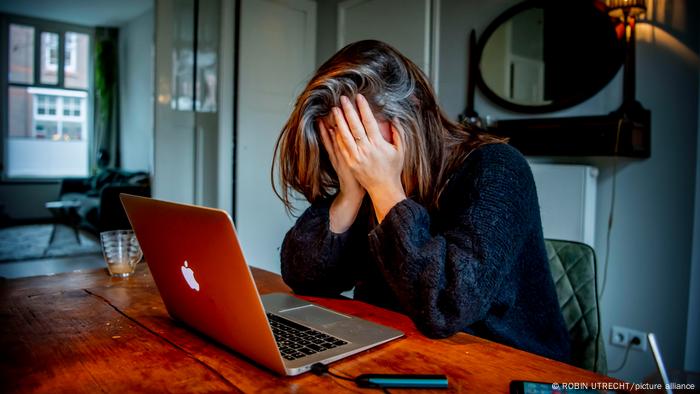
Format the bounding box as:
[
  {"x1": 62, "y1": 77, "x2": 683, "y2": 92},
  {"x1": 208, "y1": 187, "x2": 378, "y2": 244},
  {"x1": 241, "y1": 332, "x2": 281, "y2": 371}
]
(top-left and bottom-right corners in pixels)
[{"x1": 340, "y1": 96, "x2": 348, "y2": 104}]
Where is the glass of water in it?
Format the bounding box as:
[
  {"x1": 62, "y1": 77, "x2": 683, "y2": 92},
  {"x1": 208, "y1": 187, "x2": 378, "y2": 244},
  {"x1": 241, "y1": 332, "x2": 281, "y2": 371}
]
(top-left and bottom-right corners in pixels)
[{"x1": 100, "y1": 230, "x2": 143, "y2": 277}]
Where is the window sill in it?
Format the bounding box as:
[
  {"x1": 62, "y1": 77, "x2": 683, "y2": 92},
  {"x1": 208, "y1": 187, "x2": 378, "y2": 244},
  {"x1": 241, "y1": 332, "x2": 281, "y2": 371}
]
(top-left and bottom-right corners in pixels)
[{"x1": 1, "y1": 178, "x2": 63, "y2": 185}]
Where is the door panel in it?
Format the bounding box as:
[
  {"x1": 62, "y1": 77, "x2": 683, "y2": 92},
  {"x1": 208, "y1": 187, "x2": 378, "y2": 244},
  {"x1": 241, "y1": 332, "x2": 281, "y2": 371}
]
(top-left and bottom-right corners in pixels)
[
  {"x1": 236, "y1": 0, "x2": 316, "y2": 273},
  {"x1": 337, "y1": 0, "x2": 436, "y2": 81}
]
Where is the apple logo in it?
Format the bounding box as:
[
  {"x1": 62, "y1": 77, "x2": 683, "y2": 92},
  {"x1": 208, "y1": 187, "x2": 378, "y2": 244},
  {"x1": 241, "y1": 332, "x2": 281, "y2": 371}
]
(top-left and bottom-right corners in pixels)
[{"x1": 181, "y1": 260, "x2": 200, "y2": 292}]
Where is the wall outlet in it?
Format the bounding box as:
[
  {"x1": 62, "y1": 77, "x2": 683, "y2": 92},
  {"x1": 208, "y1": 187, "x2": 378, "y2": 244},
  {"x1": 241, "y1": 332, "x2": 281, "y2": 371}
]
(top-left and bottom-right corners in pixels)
[{"x1": 610, "y1": 326, "x2": 648, "y2": 352}]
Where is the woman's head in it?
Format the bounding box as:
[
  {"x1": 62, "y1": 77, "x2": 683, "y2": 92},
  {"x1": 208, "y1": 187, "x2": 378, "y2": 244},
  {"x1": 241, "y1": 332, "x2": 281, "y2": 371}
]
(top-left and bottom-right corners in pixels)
[{"x1": 273, "y1": 40, "x2": 503, "y2": 212}]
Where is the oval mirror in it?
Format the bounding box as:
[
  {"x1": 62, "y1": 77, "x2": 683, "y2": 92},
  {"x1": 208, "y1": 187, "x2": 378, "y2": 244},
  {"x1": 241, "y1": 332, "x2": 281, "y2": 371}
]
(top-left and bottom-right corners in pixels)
[{"x1": 476, "y1": 0, "x2": 623, "y2": 113}]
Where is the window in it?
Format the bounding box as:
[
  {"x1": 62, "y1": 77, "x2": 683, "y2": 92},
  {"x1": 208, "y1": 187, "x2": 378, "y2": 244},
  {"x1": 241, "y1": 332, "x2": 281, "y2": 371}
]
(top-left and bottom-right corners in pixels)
[
  {"x1": 63, "y1": 97, "x2": 81, "y2": 117},
  {"x1": 64, "y1": 32, "x2": 89, "y2": 89},
  {"x1": 64, "y1": 32, "x2": 77, "y2": 74},
  {"x1": 30, "y1": 88, "x2": 86, "y2": 141},
  {"x1": 40, "y1": 32, "x2": 58, "y2": 84},
  {"x1": 3, "y1": 16, "x2": 92, "y2": 179},
  {"x1": 8, "y1": 24, "x2": 33, "y2": 84}
]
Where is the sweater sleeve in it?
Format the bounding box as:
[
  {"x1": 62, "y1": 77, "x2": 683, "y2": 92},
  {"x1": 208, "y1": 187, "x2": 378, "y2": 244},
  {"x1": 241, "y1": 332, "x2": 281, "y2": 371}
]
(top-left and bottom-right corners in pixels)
[
  {"x1": 280, "y1": 196, "x2": 365, "y2": 296},
  {"x1": 368, "y1": 146, "x2": 536, "y2": 338}
]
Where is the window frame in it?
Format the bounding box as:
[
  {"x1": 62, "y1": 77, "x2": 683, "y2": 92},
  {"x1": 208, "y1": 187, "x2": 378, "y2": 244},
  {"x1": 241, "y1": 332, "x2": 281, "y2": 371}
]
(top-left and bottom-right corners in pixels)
[{"x1": 0, "y1": 13, "x2": 95, "y2": 182}]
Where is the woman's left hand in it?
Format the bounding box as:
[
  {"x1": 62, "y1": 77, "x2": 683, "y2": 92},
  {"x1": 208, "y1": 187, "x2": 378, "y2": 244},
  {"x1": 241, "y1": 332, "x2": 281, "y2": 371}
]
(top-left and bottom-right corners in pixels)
[{"x1": 332, "y1": 94, "x2": 407, "y2": 222}]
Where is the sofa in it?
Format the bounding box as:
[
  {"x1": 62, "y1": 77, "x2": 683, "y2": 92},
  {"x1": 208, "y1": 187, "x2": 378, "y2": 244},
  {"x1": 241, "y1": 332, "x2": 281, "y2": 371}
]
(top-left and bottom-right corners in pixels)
[{"x1": 58, "y1": 169, "x2": 151, "y2": 234}]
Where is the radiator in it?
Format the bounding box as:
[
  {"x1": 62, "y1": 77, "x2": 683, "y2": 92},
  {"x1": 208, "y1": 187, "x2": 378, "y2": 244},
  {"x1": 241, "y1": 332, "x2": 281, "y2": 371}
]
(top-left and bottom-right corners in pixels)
[{"x1": 529, "y1": 163, "x2": 598, "y2": 246}]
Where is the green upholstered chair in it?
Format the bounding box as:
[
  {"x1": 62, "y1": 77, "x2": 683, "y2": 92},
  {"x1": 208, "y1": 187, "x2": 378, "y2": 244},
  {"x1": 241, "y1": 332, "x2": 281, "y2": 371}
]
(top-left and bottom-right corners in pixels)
[{"x1": 545, "y1": 239, "x2": 607, "y2": 374}]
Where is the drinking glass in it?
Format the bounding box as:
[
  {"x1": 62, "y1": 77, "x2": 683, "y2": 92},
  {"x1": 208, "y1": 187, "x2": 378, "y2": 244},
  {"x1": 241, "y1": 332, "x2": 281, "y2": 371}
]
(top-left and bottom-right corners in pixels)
[{"x1": 100, "y1": 230, "x2": 143, "y2": 277}]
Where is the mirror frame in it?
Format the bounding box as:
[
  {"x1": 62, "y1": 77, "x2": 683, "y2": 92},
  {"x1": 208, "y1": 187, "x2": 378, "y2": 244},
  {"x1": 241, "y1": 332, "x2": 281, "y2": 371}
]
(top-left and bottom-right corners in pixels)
[{"x1": 475, "y1": 0, "x2": 623, "y2": 114}]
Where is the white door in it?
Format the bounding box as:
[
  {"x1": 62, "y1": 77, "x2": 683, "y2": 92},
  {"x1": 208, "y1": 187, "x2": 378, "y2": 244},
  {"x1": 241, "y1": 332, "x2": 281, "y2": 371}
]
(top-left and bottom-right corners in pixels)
[
  {"x1": 236, "y1": 0, "x2": 316, "y2": 273},
  {"x1": 337, "y1": 0, "x2": 439, "y2": 90}
]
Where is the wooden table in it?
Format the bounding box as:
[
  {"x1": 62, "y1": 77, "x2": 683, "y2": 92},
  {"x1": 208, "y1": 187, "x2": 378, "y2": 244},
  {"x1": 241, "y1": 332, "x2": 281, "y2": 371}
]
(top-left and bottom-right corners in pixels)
[{"x1": 0, "y1": 263, "x2": 623, "y2": 393}]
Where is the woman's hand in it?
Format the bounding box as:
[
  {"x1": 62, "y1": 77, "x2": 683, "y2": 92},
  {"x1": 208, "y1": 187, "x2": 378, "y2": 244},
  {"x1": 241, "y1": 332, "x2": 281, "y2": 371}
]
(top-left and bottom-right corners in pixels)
[
  {"x1": 319, "y1": 120, "x2": 365, "y2": 200},
  {"x1": 318, "y1": 119, "x2": 365, "y2": 233},
  {"x1": 332, "y1": 94, "x2": 406, "y2": 223}
]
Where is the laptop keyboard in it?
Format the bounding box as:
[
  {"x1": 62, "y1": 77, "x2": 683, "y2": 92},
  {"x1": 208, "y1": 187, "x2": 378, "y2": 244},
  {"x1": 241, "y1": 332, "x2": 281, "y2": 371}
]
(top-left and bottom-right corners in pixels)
[{"x1": 267, "y1": 313, "x2": 348, "y2": 361}]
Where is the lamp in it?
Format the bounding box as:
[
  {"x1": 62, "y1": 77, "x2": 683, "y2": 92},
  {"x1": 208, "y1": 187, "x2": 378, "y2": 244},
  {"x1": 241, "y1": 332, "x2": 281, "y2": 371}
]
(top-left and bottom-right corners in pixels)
[
  {"x1": 606, "y1": 0, "x2": 646, "y2": 19},
  {"x1": 606, "y1": 0, "x2": 649, "y2": 119}
]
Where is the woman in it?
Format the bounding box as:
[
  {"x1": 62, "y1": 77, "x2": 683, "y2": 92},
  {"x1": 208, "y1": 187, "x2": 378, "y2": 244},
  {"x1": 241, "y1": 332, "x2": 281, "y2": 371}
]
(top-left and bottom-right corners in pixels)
[{"x1": 272, "y1": 40, "x2": 570, "y2": 362}]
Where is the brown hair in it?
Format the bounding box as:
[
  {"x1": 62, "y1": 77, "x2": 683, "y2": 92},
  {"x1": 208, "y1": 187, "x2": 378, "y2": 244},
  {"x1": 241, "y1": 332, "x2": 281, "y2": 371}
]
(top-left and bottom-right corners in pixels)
[{"x1": 272, "y1": 40, "x2": 505, "y2": 213}]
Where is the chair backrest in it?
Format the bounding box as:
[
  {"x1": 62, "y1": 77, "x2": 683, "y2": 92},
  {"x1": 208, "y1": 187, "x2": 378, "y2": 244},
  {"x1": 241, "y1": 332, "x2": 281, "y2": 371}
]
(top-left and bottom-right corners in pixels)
[{"x1": 545, "y1": 239, "x2": 607, "y2": 374}]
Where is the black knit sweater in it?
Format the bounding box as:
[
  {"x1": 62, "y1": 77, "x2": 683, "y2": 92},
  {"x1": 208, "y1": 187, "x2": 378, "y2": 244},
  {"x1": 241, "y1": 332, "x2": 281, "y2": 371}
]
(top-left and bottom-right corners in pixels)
[{"x1": 280, "y1": 143, "x2": 571, "y2": 362}]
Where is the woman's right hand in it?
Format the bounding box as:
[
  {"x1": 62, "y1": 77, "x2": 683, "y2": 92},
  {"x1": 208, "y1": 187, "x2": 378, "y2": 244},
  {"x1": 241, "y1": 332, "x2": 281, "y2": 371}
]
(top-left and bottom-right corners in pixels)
[{"x1": 319, "y1": 120, "x2": 365, "y2": 233}]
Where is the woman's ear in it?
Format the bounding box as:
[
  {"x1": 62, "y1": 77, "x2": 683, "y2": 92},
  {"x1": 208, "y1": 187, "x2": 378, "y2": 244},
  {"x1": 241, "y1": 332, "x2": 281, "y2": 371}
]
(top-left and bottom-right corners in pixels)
[{"x1": 390, "y1": 118, "x2": 405, "y2": 152}]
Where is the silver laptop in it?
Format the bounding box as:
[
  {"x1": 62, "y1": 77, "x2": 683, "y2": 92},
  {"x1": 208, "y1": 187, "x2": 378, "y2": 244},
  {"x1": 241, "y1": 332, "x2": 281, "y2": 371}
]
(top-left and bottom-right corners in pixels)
[{"x1": 120, "y1": 194, "x2": 403, "y2": 376}]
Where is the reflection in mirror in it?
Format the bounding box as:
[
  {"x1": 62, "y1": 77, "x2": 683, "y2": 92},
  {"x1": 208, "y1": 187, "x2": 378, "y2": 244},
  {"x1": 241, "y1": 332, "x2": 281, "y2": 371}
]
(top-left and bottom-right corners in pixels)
[
  {"x1": 477, "y1": 0, "x2": 622, "y2": 113},
  {"x1": 481, "y1": 7, "x2": 545, "y2": 105}
]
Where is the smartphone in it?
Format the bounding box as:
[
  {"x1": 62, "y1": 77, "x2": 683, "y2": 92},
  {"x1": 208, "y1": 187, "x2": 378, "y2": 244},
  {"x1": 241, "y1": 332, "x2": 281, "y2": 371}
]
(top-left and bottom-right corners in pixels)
[{"x1": 510, "y1": 380, "x2": 629, "y2": 394}]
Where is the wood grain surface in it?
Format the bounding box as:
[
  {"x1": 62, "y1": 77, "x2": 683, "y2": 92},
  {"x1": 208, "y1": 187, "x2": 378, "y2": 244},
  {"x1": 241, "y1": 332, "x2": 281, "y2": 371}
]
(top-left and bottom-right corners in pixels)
[{"x1": 0, "y1": 263, "x2": 625, "y2": 393}]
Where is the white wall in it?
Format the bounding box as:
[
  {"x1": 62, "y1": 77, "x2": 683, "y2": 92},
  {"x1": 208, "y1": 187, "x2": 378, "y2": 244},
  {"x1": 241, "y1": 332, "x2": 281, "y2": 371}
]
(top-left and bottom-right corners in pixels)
[
  {"x1": 687, "y1": 62, "x2": 700, "y2": 372},
  {"x1": 438, "y1": 0, "x2": 699, "y2": 382},
  {"x1": 119, "y1": 8, "x2": 154, "y2": 172},
  {"x1": 0, "y1": 183, "x2": 60, "y2": 220},
  {"x1": 596, "y1": 23, "x2": 697, "y2": 380}
]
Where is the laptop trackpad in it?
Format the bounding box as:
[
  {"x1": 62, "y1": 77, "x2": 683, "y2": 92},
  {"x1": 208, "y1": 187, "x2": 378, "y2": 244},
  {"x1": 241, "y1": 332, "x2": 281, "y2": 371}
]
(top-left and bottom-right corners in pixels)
[{"x1": 279, "y1": 305, "x2": 349, "y2": 326}]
